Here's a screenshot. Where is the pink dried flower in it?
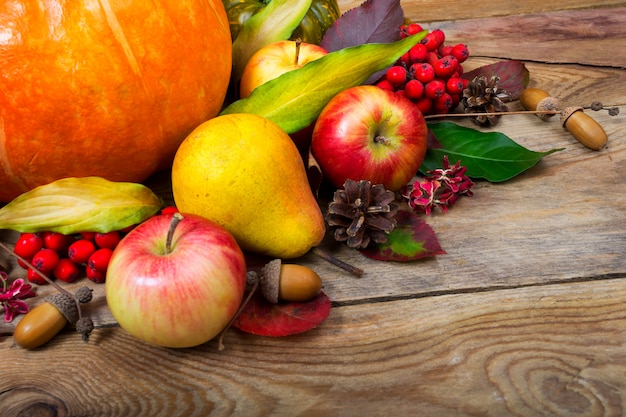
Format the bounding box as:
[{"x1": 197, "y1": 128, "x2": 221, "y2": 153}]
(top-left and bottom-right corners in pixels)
[
  {"x1": 405, "y1": 156, "x2": 474, "y2": 215},
  {"x1": 1, "y1": 271, "x2": 36, "y2": 323}
]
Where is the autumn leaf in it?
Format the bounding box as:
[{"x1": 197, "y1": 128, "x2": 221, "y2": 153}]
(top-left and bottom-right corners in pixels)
[
  {"x1": 462, "y1": 60, "x2": 530, "y2": 100},
  {"x1": 360, "y1": 210, "x2": 446, "y2": 261},
  {"x1": 320, "y1": 0, "x2": 407, "y2": 84},
  {"x1": 232, "y1": 291, "x2": 331, "y2": 337},
  {"x1": 0, "y1": 177, "x2": 163, "y2": 234},
  {"x1": 321, "y1": 0, "x2": 405, "y2": 51}
]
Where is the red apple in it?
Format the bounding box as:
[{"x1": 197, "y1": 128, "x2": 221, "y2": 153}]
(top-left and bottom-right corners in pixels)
[
  {"x1": 105, "y1": 212, "x2": 247, "y2": 348},
  {"x1": 311, "y1": 85, "x2": 428, "y2": 191},
  {"x1": 239, "y1": 40, "x2": 328, "y2": 98}
]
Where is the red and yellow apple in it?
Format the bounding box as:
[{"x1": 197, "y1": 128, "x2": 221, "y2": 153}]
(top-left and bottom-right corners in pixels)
[
  {"x1": 311, "y1": 85, "x2": 428, "y2": 191},
  {"x1": 239, "y1": 40, "x2": 328, "y2": 98},
  {"x1": 105, "y1": 212, "x2": 247, "y2": 348}
]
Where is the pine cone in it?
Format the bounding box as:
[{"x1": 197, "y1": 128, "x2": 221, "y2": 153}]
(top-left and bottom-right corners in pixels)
[
  {"x1": 326, "y1": 179, "x2": 399, "y2": 249},
  {"x1": 461, "y1": 75, "x2": 510, "y2": 126}
]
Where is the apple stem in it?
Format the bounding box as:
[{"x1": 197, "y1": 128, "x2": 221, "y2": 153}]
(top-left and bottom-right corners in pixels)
[
  {"x1": 166, "y1": 212, "x2": 184, "y2": 254},
  {"x1": 294, "y1": 38, "x2": 302, "y2": 66},
  {"x1": 312, "y1": 247, "x2": 364, "y2": 277}
]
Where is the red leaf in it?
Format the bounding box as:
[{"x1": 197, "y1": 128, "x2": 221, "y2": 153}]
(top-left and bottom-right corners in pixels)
[
  {"x1": 462, "y1": 60, "x2": 530, "y2": 100},
  {"x1": 320, "y1": 0, "x2": 404, "y2": 52},
  {"x1": 232, "y1": 291, "x2": 332, "y2": 337},
  {"x1": 359, "y1": 210, "x2": 446, "y2": 261}
]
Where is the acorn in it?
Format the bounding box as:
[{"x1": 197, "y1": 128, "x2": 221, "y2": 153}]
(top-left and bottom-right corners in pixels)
[
  {"x1": 519, "y1": 87, "x2": 608, "y2": 150},
  {"x1": 560, "y1": 106, "x2": 608, "y2": 151},
  {"x1": 260, "y1": 259, "x2": 323, "y2": 304},
  {"x1": 519, "y1": 87, "x2": 560, "y2": 120},
  {"x1": 13, "y1": 292, "x2": 78, "y2": 349}
]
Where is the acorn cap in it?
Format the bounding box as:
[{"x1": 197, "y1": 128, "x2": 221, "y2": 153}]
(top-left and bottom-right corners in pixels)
[
  {"x1": 46, "y1": 293, "x2": 79, "y2": 324},
  {"x1": 536, "y1": 96, "x2": 560, "y2": 120},
  {"x1": 260, "y1": 259, "x2": 282, "y2": 304},
  {"x1": 560, "y1": 106, "x2": 584, "y2": 127}
]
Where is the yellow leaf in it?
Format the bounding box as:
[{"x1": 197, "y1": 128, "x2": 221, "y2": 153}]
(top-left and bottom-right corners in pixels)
[{"x1": 0, "y1": 177, "x2": 164, "y2": 234}]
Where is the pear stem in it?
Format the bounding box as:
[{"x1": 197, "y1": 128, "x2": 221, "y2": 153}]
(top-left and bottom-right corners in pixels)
[
  {"x1": 312, "y1": 247, "x2": 364, "y2": 277},
  {"x1": 294, "y1": 38, "x2": 302, "y2": 66},
  {"x1": 166, "y1": 213, "x2": 184, "y2": 254}
]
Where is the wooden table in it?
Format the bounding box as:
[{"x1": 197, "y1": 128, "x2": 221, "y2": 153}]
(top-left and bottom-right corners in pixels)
[{"x1": 1, "y1": 2, "x2": 625, "y2": 416}]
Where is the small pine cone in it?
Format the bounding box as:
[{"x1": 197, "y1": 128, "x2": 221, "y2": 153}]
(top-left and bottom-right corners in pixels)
[
  {"x1": 462, "y1": 75, "x2": 510, "y2": 126},
  {"x1": 326, "y1": 179, "x2": 399, "y2": 249}
]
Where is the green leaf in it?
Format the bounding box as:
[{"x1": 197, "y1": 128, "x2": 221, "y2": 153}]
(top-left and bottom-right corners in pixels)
[
  {"x1": 221, "y1": 32, "x2": 427, "y2": 134},
  {"x1": 231, "y1": 0, "x2": 312, "y2": 82},
  {"x1": 360, "y1": 210, "x2": 446, "y2": 261},
  {"x1": 0, "y1": 177, "x2": 164, "y2": 234},
  {"x1": 423, "y1": 122, "x2": 563, "y2": 182}
]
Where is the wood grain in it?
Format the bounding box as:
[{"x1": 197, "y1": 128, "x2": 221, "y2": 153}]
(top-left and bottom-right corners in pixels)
[
  {"x1": 2, "y1": 279, "x2": 626, "y2": 417},
  {"x1": 435, "y1": 7, "x2": 626, "y2": 68},
  {"x1": 338, "y1": 0, "x2": 626, "y2": 23}
]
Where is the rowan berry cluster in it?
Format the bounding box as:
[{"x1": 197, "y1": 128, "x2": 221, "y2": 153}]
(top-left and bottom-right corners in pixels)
[
  {"x1": 13, "y1": 228, "x2": 129, "y2": 285},
  {"x1": 376, "y1": 23, "x2": 470, "y2": 115}
]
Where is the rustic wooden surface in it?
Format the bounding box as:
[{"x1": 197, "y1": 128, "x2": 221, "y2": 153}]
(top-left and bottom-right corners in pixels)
[{"x1": 1, "y1": 2, "x2": 625, "y2": 416}]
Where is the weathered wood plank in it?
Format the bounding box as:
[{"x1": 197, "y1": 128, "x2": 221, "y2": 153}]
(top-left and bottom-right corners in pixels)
[
  {"x1": 435, "y1": 7, "x2": 626, "y2": 68},
  {"x1": 338, "y1": 0, "x2": 626, "y2": 23},
  {"x1": 2, "y1": 278, "x2": 626, "y2": 417}
]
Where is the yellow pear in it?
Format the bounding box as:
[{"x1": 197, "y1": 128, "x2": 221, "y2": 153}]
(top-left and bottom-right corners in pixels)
[{"x1": 171, "y1": 113, "x2": 326, "y2": 259}]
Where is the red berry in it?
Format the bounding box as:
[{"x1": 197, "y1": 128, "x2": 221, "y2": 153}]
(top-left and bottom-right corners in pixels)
[
  {"x1": 385, "y1": 66, "x2": 407, "y2": 87},
  {"x1": 160, "y1": 206, "x2": 179, "y2": 215},
  {"x1": 451, "y1": 43, "x2": 470, "y2": 63},
  {"x1": 401, "y1": 22, "x2": 423, "y2": 38},
  {"x1": 68, "y1": 239, "x2": 96, "y2": 264},
  {"x1": 53, "y1": 258, "x2": 80, "y2": 283},
  {"x1": 446, "y1": 77, "x2": 465, "y2": 95},
  {"x1": 404, "y1": 79, "x2": 424, "y2": 100},
  {"x1": 411, "y1": 63, "x2": 435, "y2": 83},
  {"x1": 424, "y1": 79, "x2": 446, "y2": 99},
  {"x1": 397, "y1": 51, "x2": 411, "y2": 67},
  {"x1": 80, "y1": 232, "x2": 96, "y2": 241},
  {"x1": 408, "y1": 43, "x2": 428, "y2": 63},
  {"x1": 31, "y1": 248, "x2": 60, "y2": 273},
  {"x1": 376, "y1": 79, "x2": 395, "y2": 92},
  {"x1": 42, "y1": 231, "x2": 73, "y2": 253},
  {"x1": 14, "y1": 233, "x2": 43, "y2": 260},
  {"x1": 434, "y1": 93, "x2": 454, "y2": 112},
  {"x1": 433, "y1": 55, "x2": 459, "y2": 79},
  {"x1": 431, "y1": 29, "x2": 445, "y2": 46},
  {"x1": 27, "y1": 268, "x2": 50, "y2": 285},
  {"x1": 88, "y1": 248, "x2": 113, "y2": 272},
  {"x1": 86, "y1": 265, "x2": 107, "y2": 283},
  {"x1": 414, "y1": 97, "x2": 433, "y2": 114},
  {"x1": 450, "y1": 93, "x2": 461, "y2": 108},
  {"x1": 438, "y1": 44, "x2": 453, "y2": 58},
  {"x1": 425, "y1": 51, "x2": 439, "y2": 66},
  {"x1": 17, "y1": 258, "x2": 31, "y2": 269},
  {"x1": 95, "y1": 231, "x2": 121, "y2": 249},
  {"x1": 420, "y1": 33, "x2": 440, "y2": 52}
]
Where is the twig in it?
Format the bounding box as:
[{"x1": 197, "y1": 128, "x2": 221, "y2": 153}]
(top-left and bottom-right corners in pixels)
[{"x1": 312, "y1": 247, "x2": 364, "y2": 277}]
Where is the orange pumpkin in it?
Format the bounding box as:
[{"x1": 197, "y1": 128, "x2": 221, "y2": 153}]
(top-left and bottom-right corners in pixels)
[{"x1": 0, "y1": 0, "x2": 232, "y2": 202}]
